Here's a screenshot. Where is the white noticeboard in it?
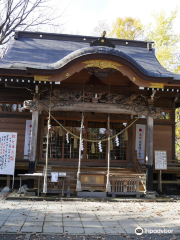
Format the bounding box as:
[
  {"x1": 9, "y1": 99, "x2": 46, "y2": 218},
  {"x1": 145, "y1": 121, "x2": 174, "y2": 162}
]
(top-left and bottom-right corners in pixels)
[
  {"x1": 155, "y1": 151, "x2": 167, "y2": 170},
  {"x1": 0, "y1": 132, "x2": 17, "y2": 176},
  {"x1": 51, "y1": 172, "x2": 58, "y2": 182},
  {"x1": 24, "y1": 120, "x2": 32, "y2": 158}
]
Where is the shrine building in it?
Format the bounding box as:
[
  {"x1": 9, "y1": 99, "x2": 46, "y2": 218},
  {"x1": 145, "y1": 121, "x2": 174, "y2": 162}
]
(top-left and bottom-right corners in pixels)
[{"x1": 0, "y1": 31, "x2": 180, "y2": 198}]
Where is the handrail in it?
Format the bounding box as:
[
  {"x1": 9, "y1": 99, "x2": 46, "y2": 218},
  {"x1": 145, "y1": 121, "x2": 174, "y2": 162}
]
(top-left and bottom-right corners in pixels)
[{"x1": 135, "y1": 151, "x2": 145, "y2": 174}]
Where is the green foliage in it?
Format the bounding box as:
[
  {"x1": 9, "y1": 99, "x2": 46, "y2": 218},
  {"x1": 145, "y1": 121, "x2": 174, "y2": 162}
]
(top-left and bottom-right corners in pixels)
[
  {"x1": 146, "y1": 8, "x2": 180, "y2": 72},
  {"x1": 109, "y1": 17, "x2": 144, "y2": 40},
  {"x1": 107, "y1": 9, "x2": 180, "y2": 72},
  {"x1": 95, "y1": 11, "x2": 180, "y2": 159},
  {"x1": 176, "y1": 108, "x2": 180, "y2": 159}
]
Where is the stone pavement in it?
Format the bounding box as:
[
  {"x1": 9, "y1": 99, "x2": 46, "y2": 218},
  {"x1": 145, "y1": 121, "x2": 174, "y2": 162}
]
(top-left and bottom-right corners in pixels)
[{"x1": 0, "y1": 193, "x2": 180, "y2": 237}]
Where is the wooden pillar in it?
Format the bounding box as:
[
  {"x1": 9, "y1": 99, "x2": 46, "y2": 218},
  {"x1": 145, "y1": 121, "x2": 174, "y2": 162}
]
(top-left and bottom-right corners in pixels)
[
  {"x1": 145, "y1": 115, "x2": 154, "y2": 194},
  {"x1": 6, "y1": 175, "x2": 10, "y2": 187},
  {"x1": 27, "y1": 110, "x2": 39, "y2": 189},
  {"x1": 129, "y1": 117, "x2": 134, "y2": 165},
  {"x1": 158, "y1": 170, "x2": 162, "y2": 192}
]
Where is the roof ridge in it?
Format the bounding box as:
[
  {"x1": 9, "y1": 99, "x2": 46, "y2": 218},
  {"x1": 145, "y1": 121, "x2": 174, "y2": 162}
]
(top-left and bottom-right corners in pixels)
[{"x1": 14, "y1": 31, "x2": 153, "y2": 48}]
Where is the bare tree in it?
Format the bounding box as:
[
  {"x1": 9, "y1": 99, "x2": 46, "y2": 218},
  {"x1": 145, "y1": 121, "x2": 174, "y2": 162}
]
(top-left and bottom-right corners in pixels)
[
  {"x1": 91, "y1": 20, "x2": 111, "y2": 37},
  {"x1": 0, "y1": 0, "x2": 67, "y2": 55}
]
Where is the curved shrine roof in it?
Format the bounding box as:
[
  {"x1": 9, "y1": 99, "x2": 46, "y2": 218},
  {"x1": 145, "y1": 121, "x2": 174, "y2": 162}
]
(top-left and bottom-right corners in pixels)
[{"x1": 0, "y1": 31, "x2": 180, "y2": 81}]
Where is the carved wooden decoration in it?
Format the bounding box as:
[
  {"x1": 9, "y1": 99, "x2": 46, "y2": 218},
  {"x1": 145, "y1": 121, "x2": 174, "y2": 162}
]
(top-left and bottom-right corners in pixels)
[
  {"x1": 47, "y1": 89, "x2": 146, "y2": 105},
  {"x1": 34, "y1": 75, "x2": 51, "y2": 81},
  {"x1": 22, "y1": 86, "x2": 163, "y2": 118},
  {"x1": 149, "y1": 83, "x2": 164, "y2": 89},
  {"x1": 22, "y1": 94, "x2": 162, "y2": 118},
  {"x1": 83, "y1": 60, "x2": 122, "y2": 71}
]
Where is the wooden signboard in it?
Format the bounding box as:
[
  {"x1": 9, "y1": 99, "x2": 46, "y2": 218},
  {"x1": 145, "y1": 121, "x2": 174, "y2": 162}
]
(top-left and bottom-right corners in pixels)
[
  {"x1": 81, "y1": 175, "x2": 104, "y2": 185},
  {"x1": 155, "y1": 151, "x2": 167, "y2": 170}
]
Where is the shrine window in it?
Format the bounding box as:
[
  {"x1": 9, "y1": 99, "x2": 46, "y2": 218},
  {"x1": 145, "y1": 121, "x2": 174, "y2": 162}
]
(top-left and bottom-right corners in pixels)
[
  {"x1": 110, "y1": 122, "x2": 127, "y2": 161},
  {"x1": 42, "y1": 119, "x2": 64, "y2": 159},
  {"x1": 42, "y1": 118, "x2": 128, "y2": 162},
  {"x1": 87, "y1": 121, "x2": 107, "y2": 160},
  {"x1": 64, "y1": 120, "x2": 81, "y2": 159}
]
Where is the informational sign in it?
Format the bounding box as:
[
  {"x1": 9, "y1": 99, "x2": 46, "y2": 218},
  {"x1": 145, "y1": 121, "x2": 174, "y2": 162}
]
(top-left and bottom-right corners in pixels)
[
  {"x1": 24, "y1": 120, "x2": 32, "y2": 157},
  {"x1": 135, "y1": 124, "x2": 146, "y2": 159},
  {"x1": 0, "y1": 132, "x2": 17, "y2": 175},
  {"x1": 51, "y1": 172, "x2": 58, "y2": 182},
  {"x1": 155, "y1": 151, "x2": 167, "y2": 170}
]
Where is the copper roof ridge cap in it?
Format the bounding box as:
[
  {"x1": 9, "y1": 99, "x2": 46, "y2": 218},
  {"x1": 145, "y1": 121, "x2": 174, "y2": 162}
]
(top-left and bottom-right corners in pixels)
[{"x1": 14, "y1": 30, "x2": 153, "y2": 45}]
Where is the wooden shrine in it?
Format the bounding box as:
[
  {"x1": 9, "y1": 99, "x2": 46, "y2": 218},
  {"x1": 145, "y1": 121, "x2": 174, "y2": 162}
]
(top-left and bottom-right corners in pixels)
[{"x1": 0, "y1": 31, "x2": 180, "y2": 197}]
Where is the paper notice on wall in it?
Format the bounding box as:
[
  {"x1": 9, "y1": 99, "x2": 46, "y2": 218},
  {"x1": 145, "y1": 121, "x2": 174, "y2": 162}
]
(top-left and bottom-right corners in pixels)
[
  {"x1": 0, "y1": 132, "x2": 17, "y2": 175},
  {"x1": 24, "y1": 120, "x2": 32, "y2": 158},
  {"x1": 155, "y1": 151, "x2": 167, "y2": 170},
  {"x1": 135, "y1": 124, "x2": 146, "y2": 159},
  {"x1": 51, "y1": 172, "x2": 58, "y2": 182}
]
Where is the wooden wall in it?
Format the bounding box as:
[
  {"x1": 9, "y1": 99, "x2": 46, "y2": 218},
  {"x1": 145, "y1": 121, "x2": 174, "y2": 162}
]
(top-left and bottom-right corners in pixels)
[
  {"x1": 0, "y1": 118, "x2": 27, "y2": 156},
  {"x1": 133, "y1": 120, "x2": 173, "y2": 161},
  {"x1": 153, "y1": 125, "x2": 172, "y2": 160}
]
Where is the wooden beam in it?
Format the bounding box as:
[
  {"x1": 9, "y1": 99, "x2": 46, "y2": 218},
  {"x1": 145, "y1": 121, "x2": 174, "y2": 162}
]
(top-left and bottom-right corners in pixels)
[
  {"x1": 27, "y1": 110, "x2": 39, "y2": 189},
  {"x1": 158, "y1": 170, "x2": 162, "y2": 192},
  {"x1": 29, "y1": 111, "x2": 39, "y2": 163},
  {"x1": 38, "y1": 101, "x2": 151, "y2": 115},
  {"x1": 128, "y1": 117, "x2": 134, "y2": 164}
]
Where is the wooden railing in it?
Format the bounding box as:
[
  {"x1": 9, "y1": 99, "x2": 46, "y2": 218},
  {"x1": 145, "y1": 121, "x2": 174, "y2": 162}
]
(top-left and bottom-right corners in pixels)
[
  {"x1": 166, "y1": 159, "x2": 180, "y2": 170},
  {"x1": 135, "y1": 159, "x2": 145, "y2": 174},
  {"x1": 37, "y1": 170, "x2": 74, "y2": 197},
  {"x1": 108, "y1": 174, "x2": 146, "y2": 198},
  {"x1": 136, "y1": 157, "x2": 180, "y2": 192},
  {"x1": 44, "y1": 175, "x2": 73, "y2": 197},
  {"x1": 135, "y1": 150, "x2": 145, "y2": 174},
  {"x1": 136, "y1": 158, "x2": 180, "y2": 171}
]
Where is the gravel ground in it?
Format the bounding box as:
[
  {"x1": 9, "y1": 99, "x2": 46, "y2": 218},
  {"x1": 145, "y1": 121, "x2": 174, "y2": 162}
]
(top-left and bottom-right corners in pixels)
[{"x1": 0, "y1": 234, "x2": 180, "y2": 240}]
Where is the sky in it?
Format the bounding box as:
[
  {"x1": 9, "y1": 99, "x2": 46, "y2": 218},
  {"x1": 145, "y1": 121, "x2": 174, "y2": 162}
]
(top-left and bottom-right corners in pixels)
[{"x1": 57, "y1": 0, "x2": 180, "y2": 36}]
